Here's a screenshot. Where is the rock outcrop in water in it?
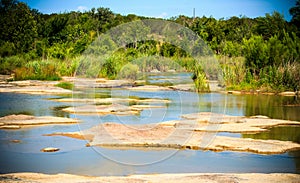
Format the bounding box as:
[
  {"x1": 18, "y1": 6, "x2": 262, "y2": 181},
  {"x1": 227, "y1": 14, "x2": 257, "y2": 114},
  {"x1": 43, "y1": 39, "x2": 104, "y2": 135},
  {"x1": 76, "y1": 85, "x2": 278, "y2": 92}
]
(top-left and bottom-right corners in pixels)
[
  {"x1": 47, "y1": 112, "x2": 300, "y2": 154},
  {"x1": 0, "y1": 114, "x2": 79, "y2": 129}
]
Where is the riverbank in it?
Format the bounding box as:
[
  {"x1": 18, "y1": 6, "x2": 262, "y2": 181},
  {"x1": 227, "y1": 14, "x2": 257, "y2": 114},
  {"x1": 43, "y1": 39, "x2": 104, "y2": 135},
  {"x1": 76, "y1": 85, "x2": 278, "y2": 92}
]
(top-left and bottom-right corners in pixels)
[
  {"x1": 0, "y1": 75, "x2": 299, "y2": 96},
  {"x1": 222, "y1": 90, "x2": 300, "y2": 96},
  {"x1": 1, "y1": 172, "x2": 299, "y2": 183}
]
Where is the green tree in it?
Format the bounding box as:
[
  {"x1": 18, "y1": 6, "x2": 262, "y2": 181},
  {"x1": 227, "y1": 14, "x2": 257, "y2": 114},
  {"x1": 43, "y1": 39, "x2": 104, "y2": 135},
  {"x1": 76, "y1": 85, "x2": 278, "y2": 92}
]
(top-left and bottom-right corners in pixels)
[
  {"x1": 290, "y1": 0, "x2": 300, "y2": 30},
  {"x1": 243, "y1": 35, "x2": 269, "y2": 76},
  {"x1": 256, "y1": 12, "x2": 287, "y2": 40},
  {"x1": 0, "y1": 0, "x2": 37, "y2": 54},
  {"x1": 96, "y1": 7, "x2": 114, "y2": 33}
]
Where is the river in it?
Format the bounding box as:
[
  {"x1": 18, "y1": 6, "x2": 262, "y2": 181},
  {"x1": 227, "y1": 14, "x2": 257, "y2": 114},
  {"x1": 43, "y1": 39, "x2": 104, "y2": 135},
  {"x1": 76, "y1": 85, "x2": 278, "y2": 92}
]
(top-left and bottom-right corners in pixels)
[{"x1": 0, "y1": 73, "x2": 299, "y2": 175}]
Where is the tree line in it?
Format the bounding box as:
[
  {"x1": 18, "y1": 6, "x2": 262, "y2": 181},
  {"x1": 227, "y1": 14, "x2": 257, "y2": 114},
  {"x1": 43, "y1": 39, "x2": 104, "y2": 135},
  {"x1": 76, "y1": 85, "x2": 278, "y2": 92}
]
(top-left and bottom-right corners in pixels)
[{"x1": 0, "y1": 0, "x2": 299, "y2": 92}]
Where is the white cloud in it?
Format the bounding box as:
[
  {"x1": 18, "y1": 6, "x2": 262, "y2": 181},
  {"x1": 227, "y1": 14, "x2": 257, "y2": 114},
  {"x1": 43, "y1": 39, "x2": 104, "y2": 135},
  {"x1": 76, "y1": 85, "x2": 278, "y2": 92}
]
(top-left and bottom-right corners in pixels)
[
  {"x1": 157, "y1": 12, "x2": 168, "y2": 19},
  {"x1": 77, "y1": 6, "x2": 88, "y2": 12}
]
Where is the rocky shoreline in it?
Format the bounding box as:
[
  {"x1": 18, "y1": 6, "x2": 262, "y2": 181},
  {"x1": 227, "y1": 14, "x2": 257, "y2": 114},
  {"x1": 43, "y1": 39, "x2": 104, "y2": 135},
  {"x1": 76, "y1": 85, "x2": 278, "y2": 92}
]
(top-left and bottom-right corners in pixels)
[{"x1": 0, "y1": 76, "x2": 298, "y2": 96}]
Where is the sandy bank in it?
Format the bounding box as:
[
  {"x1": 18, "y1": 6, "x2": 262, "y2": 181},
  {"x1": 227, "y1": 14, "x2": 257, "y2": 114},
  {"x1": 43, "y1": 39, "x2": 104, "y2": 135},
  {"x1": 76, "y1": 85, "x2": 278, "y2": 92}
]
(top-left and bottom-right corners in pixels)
[
  {"x1": 0, "y1": 172, "x2": 299, "y2": 183},
  {"x1": 0, "y1": 114, "x2": 79, "y2": 129}
]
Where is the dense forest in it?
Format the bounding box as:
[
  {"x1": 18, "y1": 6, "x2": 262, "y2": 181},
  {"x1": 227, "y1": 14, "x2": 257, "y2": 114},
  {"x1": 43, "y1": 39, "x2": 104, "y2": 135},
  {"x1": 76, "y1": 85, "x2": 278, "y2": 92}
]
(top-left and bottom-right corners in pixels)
[{"x1": 0, "y1": 0, "x2": 300, "y2": 92}]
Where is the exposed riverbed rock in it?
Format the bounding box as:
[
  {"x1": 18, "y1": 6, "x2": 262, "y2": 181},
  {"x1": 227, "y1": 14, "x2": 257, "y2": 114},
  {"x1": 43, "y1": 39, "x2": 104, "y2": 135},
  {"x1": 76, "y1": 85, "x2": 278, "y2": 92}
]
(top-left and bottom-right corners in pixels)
[
  {"x1": 62, "y1": 104, "x2": 142, "y2": 115},
  {"x1": 0, "y1": 85, "x2": 73, "y2": 95},
  {"x1": 0, "y1": 114, "x2": 78, "y2": 129},
  {"x1": 169, "y1": 84, "x2": 195, "y2": 91},
  {"x1": 180, "y1": 112, "x2": 300, "y2": 133},
  {"x1": 41, "y1": 147, "x2": 60, "y2": 152},
  {"x1": 0, "y1": 79, "x2": 75, "y2": 95},
  {"x1": 126, "y1": 85, "x2": 172, "y2": 91},
  {"x1": 63, "y1": 77, "x2": 133, "y2": 88},
  {"x1": 53, "y1": 97, "x2": 170, "y2": 104},
  {"x1": 62, "y1": 103, "x2": 166, "y2": 115},
  {"x1": 48, "y1": 113, "x2": 300, "y2": 154},
  {"x1": 1, "y1": 172, "x2": 299, "y2": 183}
]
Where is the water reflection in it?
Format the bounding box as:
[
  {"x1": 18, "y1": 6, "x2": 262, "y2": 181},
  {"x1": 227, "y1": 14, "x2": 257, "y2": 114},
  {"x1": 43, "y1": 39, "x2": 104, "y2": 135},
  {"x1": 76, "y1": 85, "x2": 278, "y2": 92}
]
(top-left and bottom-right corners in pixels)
[{"x1": 242, "y1": 94, "x2": 300, "y2": 121}]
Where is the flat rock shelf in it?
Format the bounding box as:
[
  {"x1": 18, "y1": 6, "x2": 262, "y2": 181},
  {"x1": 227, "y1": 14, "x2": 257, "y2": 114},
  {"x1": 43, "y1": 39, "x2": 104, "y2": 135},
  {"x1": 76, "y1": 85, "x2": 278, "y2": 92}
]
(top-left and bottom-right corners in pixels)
[
  {"x1": 47, "y1": 112, "x2": 300, "y2": 155},
  {"x1": 0, "y1": 114, "x2": 79, "y2": 129}
]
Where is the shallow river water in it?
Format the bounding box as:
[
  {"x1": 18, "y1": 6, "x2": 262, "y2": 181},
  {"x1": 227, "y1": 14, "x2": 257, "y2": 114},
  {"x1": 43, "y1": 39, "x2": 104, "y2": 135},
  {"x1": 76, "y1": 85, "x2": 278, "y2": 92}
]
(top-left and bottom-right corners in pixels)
[{"x1": 0, "y1": 74, "x2": 300, "y2": 175}]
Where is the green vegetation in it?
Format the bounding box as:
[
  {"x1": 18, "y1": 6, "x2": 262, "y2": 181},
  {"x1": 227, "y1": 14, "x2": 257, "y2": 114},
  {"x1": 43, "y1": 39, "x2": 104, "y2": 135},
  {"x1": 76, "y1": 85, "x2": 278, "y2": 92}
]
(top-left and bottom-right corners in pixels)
[
  {"x1": 118, "y1": 63, "x2": 139, "y2": 80},
  {"x1": 14, "y1": 60, "x2": 61, "y2": 80},
  {"x1": 55, "y1": 82, "x2": 74, "y2": 90},
  {"x1": 1, "y1": 0, "x2": 300, "y2": 92}
]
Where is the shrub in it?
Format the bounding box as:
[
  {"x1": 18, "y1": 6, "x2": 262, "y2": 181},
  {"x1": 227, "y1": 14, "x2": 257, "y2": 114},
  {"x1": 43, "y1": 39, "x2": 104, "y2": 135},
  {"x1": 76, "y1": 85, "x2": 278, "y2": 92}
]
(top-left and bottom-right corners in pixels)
[
  {"x1": 118, "y1": 63, "x2": 139, "y2": 80},
  {"x1": 55, "y1": 82, "x2": 74, "y2": 90},
  {"x1": 0, "y1": 56, "x2": 27, "y2": 74},
  {"x1": 193, "y1": 64, "x2": 209, "y2": 92},
  {"x1": 14, "y1": 60, "x2": 61, "y2": 80}
]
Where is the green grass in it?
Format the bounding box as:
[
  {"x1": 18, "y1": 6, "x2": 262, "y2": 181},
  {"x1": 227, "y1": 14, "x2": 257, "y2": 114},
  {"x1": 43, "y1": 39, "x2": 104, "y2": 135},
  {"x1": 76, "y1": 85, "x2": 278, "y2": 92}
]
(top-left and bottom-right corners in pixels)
[{"x1": 55, "y1": 82, "x2": 74, "y2": 90}]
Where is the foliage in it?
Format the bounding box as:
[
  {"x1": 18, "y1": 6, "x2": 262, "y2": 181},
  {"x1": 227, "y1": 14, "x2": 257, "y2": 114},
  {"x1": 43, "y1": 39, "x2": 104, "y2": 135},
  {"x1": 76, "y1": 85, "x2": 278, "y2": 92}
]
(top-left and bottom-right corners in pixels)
[
  {"x1": 193, "y1": 63, "x2": 209, "y2": 92},
  {"x1": 14, "y1": 60, "x2": 61, "y2": 80},
  {"x1": 0, "y1": 0, "x2": 299, "y2": 92},
  {"x1": 118, "y1": 63, "x2": 139, "y2": 80},
  {"x1": 220, "y1": 56, "x2": 245, "y2": 86},
  {"x1": 290, "y1": 0, "x2": 300, "y2": 31},
  {"x1": 55, "y1": 82, "x2": 74, "y2": 90},
  {"x1": 0, "y1": 55, "x2": 27, "y2": 74}
]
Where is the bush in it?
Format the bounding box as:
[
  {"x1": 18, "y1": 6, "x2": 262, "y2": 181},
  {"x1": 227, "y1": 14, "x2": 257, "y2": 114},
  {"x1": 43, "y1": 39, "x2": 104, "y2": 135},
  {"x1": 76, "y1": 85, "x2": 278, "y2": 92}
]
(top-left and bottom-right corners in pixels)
[
  {"x1": 193, "y1": 64, "x2": 209, "y2": 92},
  {"x1": 118, "y1": 63, "x2": 139, "y2": 80},
  {"x1": 55, "y1": 82, "x2": 74, "y2": 90},
  {"x1": 14, "y1": 60, "x2": 61, "y2": 80},
  {"x1": 0, "y1": 56, "x2": 27, "y2": 74},
  {"x1": 57, "y1": 58, "x2": 79, "y2": 76}
]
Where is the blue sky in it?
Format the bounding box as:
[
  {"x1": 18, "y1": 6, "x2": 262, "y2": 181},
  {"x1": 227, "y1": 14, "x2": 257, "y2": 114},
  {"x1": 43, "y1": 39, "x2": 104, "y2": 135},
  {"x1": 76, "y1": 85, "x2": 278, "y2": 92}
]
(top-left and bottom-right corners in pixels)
[{"x1": 21, "y1": 0, "x2": 296, "y2": 20}]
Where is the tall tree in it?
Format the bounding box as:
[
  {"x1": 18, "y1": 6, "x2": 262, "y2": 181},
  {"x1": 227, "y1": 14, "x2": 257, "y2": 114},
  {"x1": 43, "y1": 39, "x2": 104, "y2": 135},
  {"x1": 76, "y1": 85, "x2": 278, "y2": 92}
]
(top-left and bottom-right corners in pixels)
[
  {"x1": 256, "y1": 11, "x2": 287, "y2": 40},
  {"x1": 0, "y1": 0, "x2": 37, "y2": 54},
  {"x1": 290, "y1": 0, "x2": 300, "y2": 30}
]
